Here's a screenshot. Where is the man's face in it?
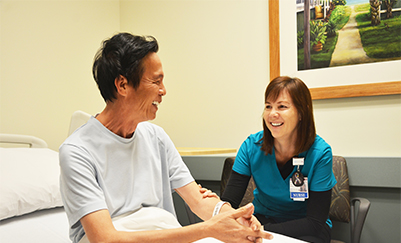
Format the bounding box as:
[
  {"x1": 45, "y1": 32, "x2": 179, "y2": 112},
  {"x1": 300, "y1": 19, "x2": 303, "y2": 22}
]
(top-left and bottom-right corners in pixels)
[{"x1": 126, "y1": 52, "x2": 166, "y2": 121}]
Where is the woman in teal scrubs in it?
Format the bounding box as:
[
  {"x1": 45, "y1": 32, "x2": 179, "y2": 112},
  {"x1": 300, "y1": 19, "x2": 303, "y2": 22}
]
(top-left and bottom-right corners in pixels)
[{"x1": 221, "y1": 76, "x2": 337, "y2": 243}]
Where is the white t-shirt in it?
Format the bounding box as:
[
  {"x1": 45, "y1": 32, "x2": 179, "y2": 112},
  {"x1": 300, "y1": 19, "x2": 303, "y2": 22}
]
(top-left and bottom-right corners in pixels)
[{"x1": 59, "y1": 117, "x2": 194, "y2": 243}]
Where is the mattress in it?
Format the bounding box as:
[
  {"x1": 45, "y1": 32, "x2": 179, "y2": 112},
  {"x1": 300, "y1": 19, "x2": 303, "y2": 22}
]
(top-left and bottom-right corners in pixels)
[{"x1": 0, "y1": 207, "x2": 70, "y2": 243}]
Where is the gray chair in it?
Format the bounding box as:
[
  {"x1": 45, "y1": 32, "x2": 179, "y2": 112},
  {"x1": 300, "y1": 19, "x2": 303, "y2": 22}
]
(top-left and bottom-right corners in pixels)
[
  {"x1": 329, "y1": 156, "x2": 370, "y2": 243},
  {"x1": 220, "y1": 156, "x2": 371, "y2": 243}
]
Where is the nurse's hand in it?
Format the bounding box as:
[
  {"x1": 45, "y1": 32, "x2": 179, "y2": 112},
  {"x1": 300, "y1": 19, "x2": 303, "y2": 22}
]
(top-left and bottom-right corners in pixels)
[{"x1": 198, "y1": 184, "x2": 219, "y2": 199}]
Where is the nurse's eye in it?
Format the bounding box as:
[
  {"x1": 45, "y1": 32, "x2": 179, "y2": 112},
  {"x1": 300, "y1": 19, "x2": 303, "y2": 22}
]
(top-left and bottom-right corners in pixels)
[
  {"x1": 279, "y1": 105, "x2": 288, "y2": 109},
  {"x1": 265, "y1": 105, "x2": 272, "y2": 109}
]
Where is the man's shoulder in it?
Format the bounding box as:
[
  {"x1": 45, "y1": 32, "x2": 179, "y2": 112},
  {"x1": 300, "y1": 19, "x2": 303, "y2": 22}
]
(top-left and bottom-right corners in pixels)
[
  {"x1": 137, "y1": 122, "x2": 165, "y2": 135},
  {"x1": 60, "y1": 117, "x2": 98, "y2": 149}
]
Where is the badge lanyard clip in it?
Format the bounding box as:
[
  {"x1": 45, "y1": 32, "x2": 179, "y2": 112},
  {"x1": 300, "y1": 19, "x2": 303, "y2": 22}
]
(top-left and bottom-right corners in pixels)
[
  {"x1": 291, "y1": 158, "x2": 304, "y2": 187},
  {"x1": 290, "y1": 157, "x2": 308, "y2": 201}
]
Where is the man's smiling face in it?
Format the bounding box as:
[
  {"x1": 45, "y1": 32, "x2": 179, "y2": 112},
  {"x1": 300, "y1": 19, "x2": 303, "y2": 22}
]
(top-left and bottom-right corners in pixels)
[{"x1": 127, "y1": 52, "x2": 166, "y2": 122}]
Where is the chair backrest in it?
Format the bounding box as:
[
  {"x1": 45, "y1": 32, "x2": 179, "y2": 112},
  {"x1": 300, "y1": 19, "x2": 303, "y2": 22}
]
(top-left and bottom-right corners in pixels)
[
  {"x1": 329, "y1": 156, "x2": 351, "y2": 223},
  {"x1": 68, "y1": 110, "x2": 91, "y2": 136},
  {"x1": 220, "y1": 157, "x2": 255, "y2": 208},
  {"x1": 220, "y1": 155, "x2": 351, "y2": 222}
]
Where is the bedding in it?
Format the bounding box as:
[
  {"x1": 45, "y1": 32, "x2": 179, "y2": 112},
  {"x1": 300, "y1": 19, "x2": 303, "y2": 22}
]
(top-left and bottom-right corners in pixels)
[
  {"x1": 0, "y1": 147, "x2": 63, "y2": 220},
  {"x1": 0, "y1": 131, "x2": 304, "y2": 243},
  {"x1": 78, "y1": 207, "x2": 182, "y2": 243},
  {"x1": 78, "y1": 207, "x2": 306, "y2": 243},
  {"x1": 0, "y1": 134, "x2": 68, "y2": 242},
  {"x1": 0, "y1": 207, "x2": 70, "y2": 243}
]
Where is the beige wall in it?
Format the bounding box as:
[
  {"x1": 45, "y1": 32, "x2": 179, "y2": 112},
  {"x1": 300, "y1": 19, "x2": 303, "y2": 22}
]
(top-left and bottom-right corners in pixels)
[
  {"x1": 0, "y1": 0, "x2": 119, "y2": 149},
  {"x1": 1, "y1": 0, "x2": 400, "y2": 157}
]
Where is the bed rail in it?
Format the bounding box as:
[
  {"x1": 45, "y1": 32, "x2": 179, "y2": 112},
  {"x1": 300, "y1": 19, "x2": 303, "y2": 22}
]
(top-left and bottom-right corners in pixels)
[{"x1": 0, "y1": 134, "x2": 48, "y2": 148}]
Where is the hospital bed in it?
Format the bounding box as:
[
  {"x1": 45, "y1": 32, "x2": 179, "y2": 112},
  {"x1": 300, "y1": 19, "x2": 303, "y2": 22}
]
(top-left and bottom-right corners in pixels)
[
  {"x1": 0, "y1": 111, "x2": 305, "y2": 243},
  {"x1": 0, "y1": 134, "x2": 69, "y2": 242}
]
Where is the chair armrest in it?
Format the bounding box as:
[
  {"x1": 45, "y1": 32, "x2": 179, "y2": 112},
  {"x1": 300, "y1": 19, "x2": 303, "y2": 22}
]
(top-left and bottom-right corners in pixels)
[
  {"x1": 350, "y1": 197, "x2": 371, "y2": 243},
  {"x1": 184, "y1": 202, "x2": 197, "y2": 224}
]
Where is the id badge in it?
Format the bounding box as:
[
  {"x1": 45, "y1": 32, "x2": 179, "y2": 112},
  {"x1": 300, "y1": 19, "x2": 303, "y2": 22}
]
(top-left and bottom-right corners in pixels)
[{"x1": 290, "y1": 177, "x2": 309, "y2": 201}]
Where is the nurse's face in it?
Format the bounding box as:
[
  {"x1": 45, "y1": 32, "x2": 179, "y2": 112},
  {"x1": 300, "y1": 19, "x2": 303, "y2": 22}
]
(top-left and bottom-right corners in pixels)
[{"x1": 263, "y1": 90, "x2": 299, "y2": 142}]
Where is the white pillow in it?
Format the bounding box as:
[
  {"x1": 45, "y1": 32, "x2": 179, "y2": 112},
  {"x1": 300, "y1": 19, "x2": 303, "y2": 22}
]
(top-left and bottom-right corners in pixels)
[{"x1": 0, "y1": 148, "x2": 63, "y2": 220}]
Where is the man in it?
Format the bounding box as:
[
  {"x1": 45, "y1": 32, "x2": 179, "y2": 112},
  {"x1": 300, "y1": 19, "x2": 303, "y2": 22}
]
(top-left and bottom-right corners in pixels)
[{"x1": 59, "y1": 32, "x2": 272, "y2": 243}]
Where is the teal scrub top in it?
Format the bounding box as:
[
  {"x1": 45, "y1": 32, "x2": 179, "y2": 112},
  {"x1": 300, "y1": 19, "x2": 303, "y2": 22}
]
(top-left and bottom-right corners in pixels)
[{"x1": 233, "y1": 131, "x2": 337, "y2": 227}]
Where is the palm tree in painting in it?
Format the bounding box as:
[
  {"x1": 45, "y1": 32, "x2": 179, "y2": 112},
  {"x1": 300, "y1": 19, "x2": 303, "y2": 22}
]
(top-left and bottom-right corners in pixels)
[
  {"x1": 383, "y1": 0, "x2": 398, "y2": 18},
  {"x1": 370, "y1": 0, "x2": 381, "y2": 25}
]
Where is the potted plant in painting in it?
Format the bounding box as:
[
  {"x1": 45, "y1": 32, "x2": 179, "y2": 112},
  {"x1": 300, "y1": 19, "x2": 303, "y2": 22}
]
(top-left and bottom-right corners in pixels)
[{"x1": 310, "y1": 20, "x2": 327, "y2": 52}]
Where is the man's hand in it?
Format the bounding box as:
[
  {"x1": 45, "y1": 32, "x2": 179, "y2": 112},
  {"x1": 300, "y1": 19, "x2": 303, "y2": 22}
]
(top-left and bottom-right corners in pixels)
[
  {"x1": 205, "y1": 203, "x2": 273, "y2": 243},
  {"x1": 235, "y1": 204, "x2": 265, "y2": 243},
  {"x1": 197, "y1": 185, "x2": 266, "y2": 242}
]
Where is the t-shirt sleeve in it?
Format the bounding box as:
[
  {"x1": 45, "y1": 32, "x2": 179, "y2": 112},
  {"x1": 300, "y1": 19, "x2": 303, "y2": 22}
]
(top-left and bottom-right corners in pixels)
[
  {"x1": 59, "y1": 144, "x2": 107, "y2": 228},
  {"x1": 156, "y1": 127, "x2": 194, "y2": 190}
]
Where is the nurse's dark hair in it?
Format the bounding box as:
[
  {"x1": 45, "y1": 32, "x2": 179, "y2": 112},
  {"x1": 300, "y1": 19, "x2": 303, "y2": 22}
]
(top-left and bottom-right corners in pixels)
[
  {"x1": 92, "y1": 32, "x2": 159, "y2": 102},
  {"x1": 260, "y1": 76, "x2": 316, "y2": 155}
]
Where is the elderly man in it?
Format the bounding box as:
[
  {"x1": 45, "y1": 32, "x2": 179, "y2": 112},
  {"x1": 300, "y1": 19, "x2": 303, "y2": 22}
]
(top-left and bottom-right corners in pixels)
[{"x1": 59, "y1": 32, "x2": 272, "y2": 243}]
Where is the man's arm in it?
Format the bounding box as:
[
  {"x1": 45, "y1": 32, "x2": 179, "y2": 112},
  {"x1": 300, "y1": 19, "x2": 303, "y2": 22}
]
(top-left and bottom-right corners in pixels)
[
  {"x1": 80, "y1": 203, "x2": 272, "y2": 243},
  {"x1": 80, "y1": 209, "x2": 206, "y2": 243},
  {"x1": 175, "y1": 181, "x2": 272, "y2": 243},
  {"x1": 175, "y1": 181, "x2": 230, "y2": 220}
]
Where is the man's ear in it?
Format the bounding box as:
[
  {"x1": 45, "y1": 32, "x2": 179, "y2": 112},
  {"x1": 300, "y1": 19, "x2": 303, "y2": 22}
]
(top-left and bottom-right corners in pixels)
[{"x1": 114, "y1": 75, "x2": 128, "y2": 97}]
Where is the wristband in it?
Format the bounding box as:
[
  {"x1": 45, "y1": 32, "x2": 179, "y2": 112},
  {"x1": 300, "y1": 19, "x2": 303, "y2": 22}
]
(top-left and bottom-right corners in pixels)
[{"x1": 212, "y1": 201, "x2": 231, "y2": 217}]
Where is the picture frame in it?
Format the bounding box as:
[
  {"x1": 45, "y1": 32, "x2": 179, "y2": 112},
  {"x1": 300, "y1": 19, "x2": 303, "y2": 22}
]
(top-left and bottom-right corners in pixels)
[{"x1": 268, "y1": 0, "x2": 401, "y2": 100}]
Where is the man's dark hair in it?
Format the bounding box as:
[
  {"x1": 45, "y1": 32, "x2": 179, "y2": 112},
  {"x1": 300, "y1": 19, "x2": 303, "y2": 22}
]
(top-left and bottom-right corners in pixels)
[{"x1": 92, "y1": 33, "x2": 159, "y2": 102}]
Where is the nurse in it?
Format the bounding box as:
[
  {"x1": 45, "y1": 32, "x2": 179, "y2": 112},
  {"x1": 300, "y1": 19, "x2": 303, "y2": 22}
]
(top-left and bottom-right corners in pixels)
[{"x1": 221, "y1": 76, "x2": 337, "y2": 243}]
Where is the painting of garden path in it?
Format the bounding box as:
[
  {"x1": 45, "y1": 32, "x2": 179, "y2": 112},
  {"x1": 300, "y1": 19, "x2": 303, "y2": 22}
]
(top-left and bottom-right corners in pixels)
[{"x1": 297, "y1": 0, "x2": 401, "y2": 71}]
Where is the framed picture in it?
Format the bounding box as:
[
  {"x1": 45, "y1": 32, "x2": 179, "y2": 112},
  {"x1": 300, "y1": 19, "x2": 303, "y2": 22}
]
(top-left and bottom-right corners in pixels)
[{"x1": 268, "y1": 0, "x2": 401, "y2": 100}]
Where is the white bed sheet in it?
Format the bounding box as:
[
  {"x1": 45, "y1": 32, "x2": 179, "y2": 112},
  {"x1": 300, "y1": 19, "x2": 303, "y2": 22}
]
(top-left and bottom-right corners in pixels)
[
  {"x1": 196, "y1": 233, "x2": 307, "y2": 243},
  {"x1": 0, "y1": 207, "x2": 70, "y2": 243},
  {"x1": 0, "y1": 206, "x2": 306, "y2": 243}
]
